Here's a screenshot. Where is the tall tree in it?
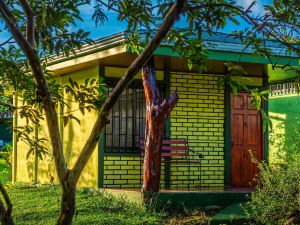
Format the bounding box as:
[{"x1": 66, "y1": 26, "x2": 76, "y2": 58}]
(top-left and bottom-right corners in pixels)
[
  {"x1": 141, "y1": 58, "x2": 178, "y2": 193},
  {"x1": 1, "y1": 0, "x2": 297, "y2": 224}
]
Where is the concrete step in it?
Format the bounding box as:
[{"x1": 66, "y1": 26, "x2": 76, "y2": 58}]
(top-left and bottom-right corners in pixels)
[{"x1": 210, "y1": 203, "x2": 251, "y2": 225}]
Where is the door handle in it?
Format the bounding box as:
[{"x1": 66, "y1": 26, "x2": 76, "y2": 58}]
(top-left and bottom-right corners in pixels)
[{"x1": 231, "y1": 138, "x2": 233, "y2": 148}]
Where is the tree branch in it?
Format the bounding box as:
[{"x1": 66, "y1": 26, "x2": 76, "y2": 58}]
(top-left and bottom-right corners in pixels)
[
  {"x1": 19, "y1": 0, "x2": 35, "y2": 46},
  {"x1": 71, "y1": 0, "x2": 186, "y2": 184},
  {"x1": 185, "y1": 2, "x2": 299, "y2": 57},
  {"x1": 167, "y1": 89, "x2": 178, "y2": 114},
  {"x1": 0, "y1": 37, "x2": 14, "y2": 47},
  {"x1": 0, "y1": 184, "x2": 12, "y2": 216},
  {"x1": 0, "y1": 0, "x2": 67, "y2": 186},
  {"x1": 142, "y1": 58, "x2": 161, "y2": 106}
]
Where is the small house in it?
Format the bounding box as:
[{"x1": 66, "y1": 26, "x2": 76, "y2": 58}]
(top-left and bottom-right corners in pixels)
[{"x1": 12, "y1": 32, "x2": 299, "y2": 190}]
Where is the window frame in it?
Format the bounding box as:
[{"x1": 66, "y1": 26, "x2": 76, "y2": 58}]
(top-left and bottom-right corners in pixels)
[{"x1": 104, "y1": 78, "x2": 166, "y2": 155}]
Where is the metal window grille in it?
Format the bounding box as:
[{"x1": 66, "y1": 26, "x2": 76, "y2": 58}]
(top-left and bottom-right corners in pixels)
[{"x1": 105, "y1": 80, "x2": 165, "y2": 154}]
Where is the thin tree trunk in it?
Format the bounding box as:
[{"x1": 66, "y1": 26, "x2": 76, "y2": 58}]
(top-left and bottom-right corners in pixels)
[
  {"x1": 141, "y1": 58, "x2": 178, "y2": 194},
  {"x1": 0, "y1": 202, "x2": 14, "y2": 225},
  {"x1": 56, "y1": 184, "x2": 76, "y2": 225},
  {"x1": 0, "y1": 184, "x2": 14, "y2": 225}
]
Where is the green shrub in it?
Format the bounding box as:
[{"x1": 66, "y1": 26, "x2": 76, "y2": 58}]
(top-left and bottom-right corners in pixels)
[
  {"x1": 0, "y1": 143, "x2": 12, "y2": 167},
  {"x1": 244, "y1": 158, "x2": 300, "y2": 225},
  {"x1": 0, "y1": 143, "x2": 12, "y2": 181}
]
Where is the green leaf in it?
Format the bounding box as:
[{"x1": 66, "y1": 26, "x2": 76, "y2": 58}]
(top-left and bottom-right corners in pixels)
[{"x1": 188, "y1": 59, "x2": 193, "y2": 71}]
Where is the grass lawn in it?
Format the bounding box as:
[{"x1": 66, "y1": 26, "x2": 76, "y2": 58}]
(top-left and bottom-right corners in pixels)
[
  {"x1": 0, "y1": 159, "x2": 210, "y2": 224},
  {"x1": 4, "y1": 184, "x2": 210, "y2": 225},
  {"x1": 6, "y1": 185, "x2": 168, "y2": 225}
]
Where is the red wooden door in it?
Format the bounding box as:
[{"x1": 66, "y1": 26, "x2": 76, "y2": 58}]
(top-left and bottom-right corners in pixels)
[{"x1": 230, "y1": 92, "x2": 263, "y2": 187}]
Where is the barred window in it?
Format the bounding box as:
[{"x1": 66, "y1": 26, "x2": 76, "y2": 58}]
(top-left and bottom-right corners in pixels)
[{"x1": 105, "y1": 80, "x2": 164, "y2": 154}]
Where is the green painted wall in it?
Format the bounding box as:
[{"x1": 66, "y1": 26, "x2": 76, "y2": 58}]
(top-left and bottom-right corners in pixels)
[{"x1": 269, "y1": 94, "x2": 300, "y2": 163}]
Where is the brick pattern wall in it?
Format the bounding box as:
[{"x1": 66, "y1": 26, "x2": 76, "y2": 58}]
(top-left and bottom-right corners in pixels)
[
  {"x1": 103, "y1": 156, "x2": 142, "y2": 188},
  {"x1": 102, "y1": 72, "x2": 225, "y2": 189},
  {"x1": 170, "y1": 72, "x2": 225, "y2": 189},
  {"x1": 103, "y1": 155, "x2": 166, "y2": 188}
]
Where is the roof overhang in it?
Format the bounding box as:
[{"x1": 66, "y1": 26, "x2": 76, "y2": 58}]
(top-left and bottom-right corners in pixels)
[{"x1": 47, "y1": 32, "x2": 299, "y2": 80}]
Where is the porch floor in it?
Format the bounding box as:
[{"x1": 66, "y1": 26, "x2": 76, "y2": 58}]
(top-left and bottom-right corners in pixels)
[{"x1": 100, "y1": 187, "x2": 254, "y2": 210}]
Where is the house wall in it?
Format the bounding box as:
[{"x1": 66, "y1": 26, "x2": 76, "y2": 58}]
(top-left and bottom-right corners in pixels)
[
  {"x1": 14, "y1": 66, "x2": 99, "y2": 188},
  {"x1": 101, "y1": 70, "x2": 226, "y2": 189},
  {"x1": 169, "y1": 72, "x2": 225, "y2": 188},
  {"x1": 14, "y1": 102, "x2": 36, "y2": 183},
  {"x1": 269, "y1": 94, "x2": 300, "y2": 163},
  {"x1": 13, "y1": 63, "x2": 266, "y2": 189},
  {"x1": 102, "y1": 67, "x2": 166, "y2": 189}
]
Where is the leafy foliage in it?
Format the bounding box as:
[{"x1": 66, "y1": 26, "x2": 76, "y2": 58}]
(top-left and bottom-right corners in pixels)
[
  {"x1": 93, "y1": 0, "x2": 299, "y2": 74},
  {"x1": 244, "y1": 158, "x2": 300, "y2": 225},
  {"x1": 0, "y1": 0, "x2": 104, "y2": 162},
  {"x1": 218, "y1": 62, "x2": 271, "y2": 131},
  {"x1": 65, "y1": 78, "x2": 107, "y2": 115},
  {"x1": 0, "y1": 143, "x2": 13, "y2": 169}
]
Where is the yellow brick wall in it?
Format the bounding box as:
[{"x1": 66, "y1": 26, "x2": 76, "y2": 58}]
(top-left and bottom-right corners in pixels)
[
  {"x1": 170, "y1": 72, "x2": 225, "y2": 189},
  {"x1": 102, "y1": 72, "x2": 225, "y2": 189},
  {"x1": 103, "y1": 156, "x2": 142, "y2": 188},
  {"x1": 103, "y1": 155, "x2": 166, "y2": 188}
]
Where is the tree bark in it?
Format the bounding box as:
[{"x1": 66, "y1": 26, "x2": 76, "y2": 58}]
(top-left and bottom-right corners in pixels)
[
  {"x1": 56, "y1": 181, "x2": 76, "y2": 225},
  {"x1": 0, "y1": 202, "x2": 14, "y2": 225},
  {"x1": 141, "y1": 58, "x2": 178, "y2": 193},
  {"x1": 0, "y1": 184, "x2": 14, "y2": 225}
]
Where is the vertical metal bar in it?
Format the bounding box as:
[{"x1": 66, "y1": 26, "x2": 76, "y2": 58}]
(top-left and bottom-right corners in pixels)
[
  {"x1": 199, "y1": 159, "x2": 202, "y2": 191},
  {"x1": 137, "y1": 85, "x2": 143, "y2": 145},
  {"x1": 138, "y1": 86, "x2": 141, "y2": 146},
  {"x1": 119, "y1": 88, "x2": 121, "y2": 152},
  {"x1": 111, "y1": 87, "x2": 115, "y2": 153},
  {"x1": 125, "y1": 88, "x2": 128, "y2": 148},
  {"x1": 132, "y1": 84, "x2": 136, "y2": 153}
]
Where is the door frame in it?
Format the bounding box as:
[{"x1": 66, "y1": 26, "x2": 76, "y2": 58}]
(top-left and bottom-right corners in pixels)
[{"x1": 224, "y1": 84, "x2": 269, "y2": 187}]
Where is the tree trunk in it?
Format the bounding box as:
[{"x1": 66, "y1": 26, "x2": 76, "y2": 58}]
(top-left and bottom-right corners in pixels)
[
  {"x1": 0, "y1": 205, "x2": 14, "y2": 225},
  {"x1": 0, "y1": 184, "x2": 14, "y2": 225},
  {"x1": 141, "y1": 58, "x2": 178, "y2": 194},
  {"x1": 56, "y1": 185, "x2": 76, "y2": 225}
]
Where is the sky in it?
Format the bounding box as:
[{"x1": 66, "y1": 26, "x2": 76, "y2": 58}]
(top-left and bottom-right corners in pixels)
[
  {"x1": 0, "y1": 0, "x2": 273, "y2": 44},
  {"x1": 76, "y1": 0, "x2": 273, "y2": 40}
]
